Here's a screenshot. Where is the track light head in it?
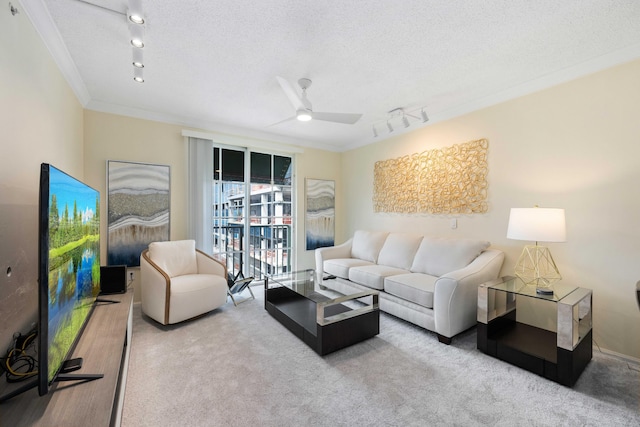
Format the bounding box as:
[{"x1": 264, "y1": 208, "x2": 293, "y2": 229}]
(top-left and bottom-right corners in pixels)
[
  {"x1": 387, "y1": 121, "x2": 394, "y2": 132},
  {"x1": 402, "y1": 115, "x2": 410, "y2": 128},
  {"x1": 421, "y1": 109, "x2": 429, "y2": 123},
  {"x1": 133, "y1": 67, "x2": 144, "y2": 83},
  {"x1": 373, "y1": 126, "x2": 378, "y2": 137},
  {"x1": 129, "y1": 23, "x2": 145, "y2": 48}
]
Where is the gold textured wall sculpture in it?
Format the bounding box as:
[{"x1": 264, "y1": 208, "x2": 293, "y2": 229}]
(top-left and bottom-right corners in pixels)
[{"x1": 373, "y1": 138, "x2": 488, "y2": 214}]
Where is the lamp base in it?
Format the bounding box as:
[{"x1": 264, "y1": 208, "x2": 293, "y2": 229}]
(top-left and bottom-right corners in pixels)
[{"x1": 514, "y1": 245, "x2": 562, "y2": 287}]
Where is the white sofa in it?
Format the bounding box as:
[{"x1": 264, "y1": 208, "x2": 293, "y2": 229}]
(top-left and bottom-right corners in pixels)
[{"x1": 315, "y1": 230, "x2": 504, "y2": 343}]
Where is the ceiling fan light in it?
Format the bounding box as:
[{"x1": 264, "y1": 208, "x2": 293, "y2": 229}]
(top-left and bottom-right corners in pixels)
[{"x1": 296, "y1": 109, "x2": 312, "y2": 121}]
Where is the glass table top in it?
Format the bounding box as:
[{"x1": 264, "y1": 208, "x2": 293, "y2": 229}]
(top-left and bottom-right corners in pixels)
[
  {"x1": 486, "y1": 276, "x2": 579, "y2": 302},
  {"x1": 268, "y1": 269, "x2": 377, "y2": 304},
  {"x1": 268, "y1": 269, "x2": 327, "y2": 302}
]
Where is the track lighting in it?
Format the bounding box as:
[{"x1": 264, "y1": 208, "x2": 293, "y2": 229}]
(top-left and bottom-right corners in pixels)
[
  {"x1": 128, "y1": 0, "x2": 145, "y2": 24},
  {"x1": 372, "y1": 107, "x2": 429, "y2": 138},
  {"x1": 133, "y1": 67, "x2": 144, "y2": 83},
  {"x1": 129, "y1": 23, "x2": 145, "y2": 48},
  {"x1": 132, "y1": 48, "x2": 144, "y2": 68}
]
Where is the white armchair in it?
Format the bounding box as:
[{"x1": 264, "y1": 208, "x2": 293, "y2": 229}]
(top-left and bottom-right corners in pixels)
[{"x1": 140, "y1": 240, "x2": 228, "y2": 325}]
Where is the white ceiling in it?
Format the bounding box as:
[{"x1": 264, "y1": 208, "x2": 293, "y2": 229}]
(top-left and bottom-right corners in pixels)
[{"x1": 24, "y1": 0, "x2": 640, "y2": 151}]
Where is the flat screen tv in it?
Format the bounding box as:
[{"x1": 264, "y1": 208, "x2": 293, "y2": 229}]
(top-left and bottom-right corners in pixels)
[{"x1": 37, "y1": 163, "x2": 102, "y2": 396}]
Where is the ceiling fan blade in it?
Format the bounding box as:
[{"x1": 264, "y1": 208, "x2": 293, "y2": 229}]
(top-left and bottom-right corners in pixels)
[
  {"x1": 276, "y1": 76, "x2": 305, "y2": 111},
  {"x1": 268, "y1": 115, "x2": 297, "y2": 127},
  {"x1": 312, "y1": 111, "x2": 363, "y2": 124}
]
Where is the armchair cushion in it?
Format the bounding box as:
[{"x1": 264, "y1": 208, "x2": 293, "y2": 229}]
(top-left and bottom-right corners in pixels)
[{"x1": 148, "y1": 240, "x2": 198, "y2": 278}]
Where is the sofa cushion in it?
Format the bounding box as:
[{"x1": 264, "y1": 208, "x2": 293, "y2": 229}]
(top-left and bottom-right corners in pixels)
[
  {"x1": 349, "y1": 265, "x2": 409, "y2": 290},
  {"x1": 411, "y1": 237, "x2": 490, "y2": 277},
  {"x1": 377, "y1": 233, "x2": 424, "y2": 270},
  {"x1": 324, "y1": 258, "x2": 375, "y2": 279},
  {"x1": 148, "y1": 240, "x2": 198, "y2": 278},
  {"x1": 351, "y1": 230, "x2": 389, "y2": 263},
  {"x1": 384, "y1": 273, "x2": 438, "y2": 309}
]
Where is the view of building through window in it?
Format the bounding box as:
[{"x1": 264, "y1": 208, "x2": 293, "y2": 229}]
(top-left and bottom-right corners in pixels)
[{"x1": 212, "y1": 147, "x2": 292, "y2": 282}]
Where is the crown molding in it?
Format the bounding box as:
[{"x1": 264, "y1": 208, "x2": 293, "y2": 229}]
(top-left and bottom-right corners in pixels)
[
  {"x1": 344, "y1": 42, "x2": 640, "y2": 152},
  {"x1": 85, "y1": 99, "x2": 332, "y2": 152},
  {"x1": 20, "y1": 0, "x2": 91, "y2": 106}
]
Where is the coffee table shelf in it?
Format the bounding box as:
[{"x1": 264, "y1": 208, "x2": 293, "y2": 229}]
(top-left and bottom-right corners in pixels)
[{"x1": 265, "y1": 270, "x2": 379, "y2": 355}]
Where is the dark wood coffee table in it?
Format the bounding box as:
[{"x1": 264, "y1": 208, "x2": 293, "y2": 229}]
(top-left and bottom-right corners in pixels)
[{"x1": 265, "y1": 270, "x2": 379, "y2": 355}]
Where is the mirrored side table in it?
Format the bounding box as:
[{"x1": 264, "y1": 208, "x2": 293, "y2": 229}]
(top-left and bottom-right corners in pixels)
[{"x1": 477, "y1": 276, "x2": 592, "y2": 386}]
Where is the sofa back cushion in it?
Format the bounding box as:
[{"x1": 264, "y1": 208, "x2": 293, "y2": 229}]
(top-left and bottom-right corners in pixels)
[
  {"x1": 148, "y1": 239, "x2": 198, "y2": 278},
  {"x1": 410, "y1": 237, "x2": 490, "y2": 277},
  {"x1": 377, "y1": 233, "x2": 424, "y2": 270},
  {"x1": 351, "y1": 230, "x2": 389, "y2": 263}
]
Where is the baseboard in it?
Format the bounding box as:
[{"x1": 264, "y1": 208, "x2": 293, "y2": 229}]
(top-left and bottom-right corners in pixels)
[{"x1": 594, "y1": 344, "x2": 640, "y2": 366}]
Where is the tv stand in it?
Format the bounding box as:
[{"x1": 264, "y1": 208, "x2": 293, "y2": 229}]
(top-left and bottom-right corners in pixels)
[{"x1": 0, "y1": 290, "x2": 133, "y2": 426}]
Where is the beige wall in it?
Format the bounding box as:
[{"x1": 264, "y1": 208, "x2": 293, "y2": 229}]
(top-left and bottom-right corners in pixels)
[
  {"x1": 83, "y1": 111, "x2": 341, "y2": 300},
  {"x1": 0, "y1": 9, "x2": 84, "y2": 350},
  {"x1": 293, "y1": 148, "x2": 343, "y2": 270},
  {"x1": 341, "y1": 59, "x2": 640, "y2": 359}
]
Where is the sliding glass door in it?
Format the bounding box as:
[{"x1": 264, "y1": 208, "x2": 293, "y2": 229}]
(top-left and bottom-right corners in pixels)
[{"x1": 211, "y1": 146, "x2": 293, "y2": 281}]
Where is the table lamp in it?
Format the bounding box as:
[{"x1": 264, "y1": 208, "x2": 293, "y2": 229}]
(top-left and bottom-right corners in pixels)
[{"x1": 507, "y1": 207, "x2": 566, "y2": 294}]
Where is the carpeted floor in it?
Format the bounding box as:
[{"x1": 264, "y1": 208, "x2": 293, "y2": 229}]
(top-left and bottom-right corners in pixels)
[{"x1": 121, "y1": 286, "x2": 640, "y2": 426}]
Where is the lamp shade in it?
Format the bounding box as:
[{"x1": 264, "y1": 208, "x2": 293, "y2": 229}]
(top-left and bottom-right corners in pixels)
[{"x1": 507, "y1": 208, "x2": 566, "y2": 243}]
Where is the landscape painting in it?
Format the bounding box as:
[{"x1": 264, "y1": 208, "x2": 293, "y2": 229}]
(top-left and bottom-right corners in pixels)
[
  {"x1": 107, "y1": 161, "x2": 170, "y2": 267},
  {"x1": 305, "y1": 178, "x2": 335, "y2": 250}
]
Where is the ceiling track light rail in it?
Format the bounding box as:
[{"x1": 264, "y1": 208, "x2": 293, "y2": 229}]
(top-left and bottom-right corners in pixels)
[
  {"x1": 372, "y1": 107, "x2": 429, "y2": 137},
  {"x1": 70, "y1": 0, "x2": 147, "y2": 83}
]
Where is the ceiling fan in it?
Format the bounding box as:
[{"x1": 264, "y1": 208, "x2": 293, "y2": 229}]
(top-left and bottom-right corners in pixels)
[{"x1": 275, "y1": 76, "x2": 363, "y2": 125}]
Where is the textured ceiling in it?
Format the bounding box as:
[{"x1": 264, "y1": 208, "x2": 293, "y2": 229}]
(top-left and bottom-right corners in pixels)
[{"x1": 26, "y1": 0, "x2": 640, "y2": 151}]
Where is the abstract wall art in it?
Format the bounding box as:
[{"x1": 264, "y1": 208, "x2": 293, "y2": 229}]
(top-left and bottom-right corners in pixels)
[
  {"x1": 305, "y1": 178, "x2": 335, "y2": 250},
  {"x1": 373, "y1": 138, "x2": 489, "y2": 214},
  {"x1": 107, "y1": 160, "x2": 170, "y2": 267}
]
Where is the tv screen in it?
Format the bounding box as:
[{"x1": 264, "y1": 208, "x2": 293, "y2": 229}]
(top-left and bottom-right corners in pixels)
[{"x1": 37, "y1": 164, "x2": 101, "y2": 395}]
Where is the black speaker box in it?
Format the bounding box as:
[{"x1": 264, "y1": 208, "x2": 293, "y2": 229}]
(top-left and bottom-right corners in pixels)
[{"x1": 100, "y1": 265, "x2": 127, "y2": 294}]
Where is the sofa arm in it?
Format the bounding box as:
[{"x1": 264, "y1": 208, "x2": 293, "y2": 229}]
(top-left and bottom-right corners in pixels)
[
  {"x1": 315, "y1": 238, "x2": 353, "y2": 283},
  {"x1": 433, "y1": 249, "x2": 505, "y2": 338},
  {"x1": 195, "y1": 250, "x2": 227, "y2": 278}
]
